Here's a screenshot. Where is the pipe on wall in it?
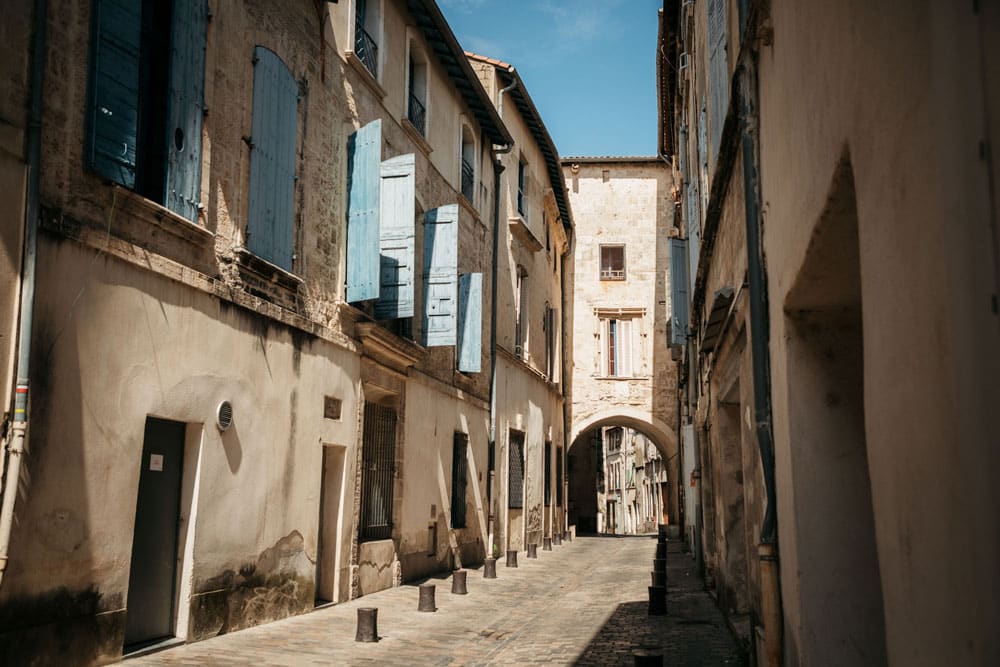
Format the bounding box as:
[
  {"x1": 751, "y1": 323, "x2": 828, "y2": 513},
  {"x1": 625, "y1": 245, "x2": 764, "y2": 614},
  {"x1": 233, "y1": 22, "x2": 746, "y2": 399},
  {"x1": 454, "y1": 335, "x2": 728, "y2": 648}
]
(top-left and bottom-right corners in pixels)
[{"x1": 0, "y1": 0, "x2": 47, "y2": 589}]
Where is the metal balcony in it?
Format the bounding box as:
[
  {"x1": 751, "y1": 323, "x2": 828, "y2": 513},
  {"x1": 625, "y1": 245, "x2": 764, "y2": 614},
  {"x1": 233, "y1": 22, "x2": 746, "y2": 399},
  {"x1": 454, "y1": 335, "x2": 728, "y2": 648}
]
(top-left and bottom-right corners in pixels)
[
  {"x1": 408, "y1": 91, "x2": 426, "y2": 136},
  {"x1": 355, "y1": 21, "x2": 378, "y2": 77},
  {"x1": 461, "y1": 157, "x2": 474, "y2": 201}
]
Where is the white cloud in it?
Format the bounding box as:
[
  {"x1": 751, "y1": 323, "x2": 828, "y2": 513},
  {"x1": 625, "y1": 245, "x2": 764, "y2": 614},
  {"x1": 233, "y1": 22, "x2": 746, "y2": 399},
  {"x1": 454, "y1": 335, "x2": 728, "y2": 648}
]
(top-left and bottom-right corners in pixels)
[{"x1": 440, "y1": 0, "x2": 489, "y2": 12}]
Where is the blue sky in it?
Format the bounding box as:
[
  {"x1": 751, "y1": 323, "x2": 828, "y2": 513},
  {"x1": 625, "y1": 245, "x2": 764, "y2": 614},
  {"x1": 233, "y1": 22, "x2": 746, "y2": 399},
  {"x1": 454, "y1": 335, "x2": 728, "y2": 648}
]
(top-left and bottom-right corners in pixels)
[{"x1": 439, "y1": 0, "x2": 662, "y2": 158}]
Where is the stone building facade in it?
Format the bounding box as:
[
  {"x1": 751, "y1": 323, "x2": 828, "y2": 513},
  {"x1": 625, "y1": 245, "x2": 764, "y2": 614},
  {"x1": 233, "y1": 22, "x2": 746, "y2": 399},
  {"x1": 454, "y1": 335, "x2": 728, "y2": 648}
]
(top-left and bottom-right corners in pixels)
[
  {"x1": 662, "y1": 0, "x2": 1000, "y2": 665},
  {"x1": 0, "y1": 1, "x2": 571, "y2": 664},
  {"x1": 562, "y1": 157, "x2": 679, "y2": 529}
]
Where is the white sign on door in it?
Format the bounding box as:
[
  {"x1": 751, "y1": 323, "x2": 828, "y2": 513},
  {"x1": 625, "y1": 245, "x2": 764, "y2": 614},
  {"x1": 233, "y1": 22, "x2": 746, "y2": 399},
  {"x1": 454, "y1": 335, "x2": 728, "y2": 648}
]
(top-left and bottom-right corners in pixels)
[{"x1": 149, "y1": 453, "x2": 164, "y2": 472}]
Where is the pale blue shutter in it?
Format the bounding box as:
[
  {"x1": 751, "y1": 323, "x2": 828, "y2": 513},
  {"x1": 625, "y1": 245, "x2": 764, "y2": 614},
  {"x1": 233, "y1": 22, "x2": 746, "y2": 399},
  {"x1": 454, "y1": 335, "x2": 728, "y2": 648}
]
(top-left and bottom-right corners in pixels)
[
  {"x1": 86, "y1": 0, "x2": 141, "y2": 188},
  {"x1": 683, "y1": 129, "x2": 701, "y2": 294},
  {"x1": 165, "y1": 0, "x2": 207, "y2": 222},
  {"x1": 708, "y1": 0, "x2": 728, "y2": 167},
  {"x1": 422, "y1": 204, "x2": 459, "y2": 347},
  {"x1": 375, "y1": 154, "x2": 416, "y2": 319},
  {"x1": 346, "y1": 120, "x2": 382, "y2": 302},
  {"x1": 669, "y1": 238, "x2": 689, "y2": 346},
  {"x1": 248, "y1": 47, "x2": 298, "y2": 271},
  {"x1": 457, "y1": 273, "x2": 483, "y2": 372}
]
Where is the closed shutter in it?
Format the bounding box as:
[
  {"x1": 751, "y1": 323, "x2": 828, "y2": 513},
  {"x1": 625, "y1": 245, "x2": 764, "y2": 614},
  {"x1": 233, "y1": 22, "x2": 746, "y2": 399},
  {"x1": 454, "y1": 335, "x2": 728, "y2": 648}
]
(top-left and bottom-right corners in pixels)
[
  {"x1": 375, "y1": 154, "x2": 416, "y2": 319},
  {"x1": 165, "y1": 0, "x2": 207, "y2": 222},
  {"x1": 708, "y1": 0, "x2": 728, "y2": 168},
  {"x1": 686, "y1": 132, "x2": 702, "y2": 292},
  {"x1": 87, "y1": 0, "x2": 142, "y2": 188},
  {"x1": 248, "y1": 47, "x2": 298, "y2": 271},
  {"x1": 451, "y1": 433, "x2": 469, "y2": 529},
  {"x1": 346, "y1": 120, "x2": 382, "y2": 302},
  {"x1": 669, "y1": 238, "x2": 690, "y2": 346},
  {"x1": 457, "y1": 273, "x2": 483, "y2": 372},
  {"x1": 422, "y1": 204, "x2": 459, "y2": 347}
]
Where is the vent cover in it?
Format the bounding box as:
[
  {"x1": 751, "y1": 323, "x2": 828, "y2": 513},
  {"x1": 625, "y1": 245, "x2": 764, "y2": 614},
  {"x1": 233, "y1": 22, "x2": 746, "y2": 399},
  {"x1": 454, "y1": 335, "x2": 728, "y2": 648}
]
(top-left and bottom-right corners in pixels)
[{"x1": 216, "y1": 400, "x2": 234, "y2": 431}]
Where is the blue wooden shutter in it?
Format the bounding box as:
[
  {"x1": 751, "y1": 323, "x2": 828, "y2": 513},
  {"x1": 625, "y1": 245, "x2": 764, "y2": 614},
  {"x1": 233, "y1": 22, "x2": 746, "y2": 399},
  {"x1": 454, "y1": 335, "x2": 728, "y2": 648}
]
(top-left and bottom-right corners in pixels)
[
  {"x1": 346, "y1": 120, "x2": 382, "y2": 302},
  {"x1": 86, "y1": 0, "x2": 142, "y2": 188},
  {"x1": 708, "y1": 0, "x2": 728, "y2": 167},
  {"x1": 248, "y1": 47, "x2": 298, "y2": 271},
  {"x1": 422, "y1": 204, "x2": 459, "y2": 347},
  {"x1": 683, "y1": 128, "x2": 701, "y2": 293},
  {"x1": 669, "y1": 238, "x2": 690, "y2": 346},
  {"x1": 375, "y1": 154, "x2": 416, "y2": 319},
  {"x1": 165, "y1": 0, "x2": 207, "y2": 222},
  {"x1": 457, "y1": 273, "x2": 483, "y2": 372}
]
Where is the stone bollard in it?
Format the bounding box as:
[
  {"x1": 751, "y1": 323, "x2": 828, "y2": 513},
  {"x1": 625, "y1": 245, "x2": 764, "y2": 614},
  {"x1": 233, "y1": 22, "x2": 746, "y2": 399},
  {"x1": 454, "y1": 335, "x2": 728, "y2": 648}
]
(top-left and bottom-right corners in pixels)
[
  {"x1": 527, "y1": 543, "x2": 538, "y2": 558},
  {"x1": 653, "y1": 557, "x2": 667, "y2": 574},
  {"x1": 451, "y1": 569, "x2": 468, "y2": 595},
  {"x1": 418, "y1": 584, "x2": 436, "y2": 612},
  {"x1": 632, "y1": 647, "x2": 664, "y2": 666},
  {"x1": 655, "y1": 541, "x2": 667, "y2": 559},
  {"x1": 543, "y1": 537, "x2": 553, "y2": 551},
  {"x1": 355, "y1": 607, "x2": 378, "y2": 642},
  {"x1": 651, "y1": 570, "x2": 666, "y2": 588},
  {"x1": 506, "y1": 549, "x2": 518, "y2": 567},
  {"x1": 564, "y1": 530, "x2": 572, "y2": 542},
  {"x1": 657, "y1": 523, "x2": 669, "y2": 539},
  {"x1": 553, "y1": 534, "x2": 562, "y2": 546},
  {"x1": 648, "y1": 585, "x2": 667, "y2": 616},
  {"x1": 483, "y1": 557, "x2": 497, "y2": 579}
]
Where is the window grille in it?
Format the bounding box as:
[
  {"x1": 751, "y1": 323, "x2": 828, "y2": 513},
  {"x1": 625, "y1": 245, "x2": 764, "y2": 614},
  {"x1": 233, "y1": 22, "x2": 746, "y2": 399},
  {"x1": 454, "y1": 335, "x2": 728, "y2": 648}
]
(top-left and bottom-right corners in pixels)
[
  {"x1": 544, "y1": 441, "x2": 552, "y2": 506},
  {"x1": 508, "y1": 431, "x2": 525, "y2": 509},
  {"x1": 556, "y1": 446, "x2": 564, "y2": 507},
  {"x1": 359, "y1": 401, "x2": 397, "y2": 541},
  {"x1": 451, "y1": 433, "x2": 469, "y2": 528}
]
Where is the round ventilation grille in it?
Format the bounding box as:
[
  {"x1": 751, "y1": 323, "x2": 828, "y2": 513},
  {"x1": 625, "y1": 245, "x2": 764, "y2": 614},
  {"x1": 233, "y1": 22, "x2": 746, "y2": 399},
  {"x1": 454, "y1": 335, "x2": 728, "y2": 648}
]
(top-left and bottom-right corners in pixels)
[{"x1": 216, "y1": 400, "x2": 234, "y2": 431}]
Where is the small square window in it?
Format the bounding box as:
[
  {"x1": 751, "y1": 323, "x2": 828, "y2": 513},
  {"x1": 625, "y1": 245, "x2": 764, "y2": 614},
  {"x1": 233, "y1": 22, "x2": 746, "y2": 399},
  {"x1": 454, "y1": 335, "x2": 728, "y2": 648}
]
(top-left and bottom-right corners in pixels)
[{"x1": 600, "y1": 245, "x2": 626, "y2": 281}]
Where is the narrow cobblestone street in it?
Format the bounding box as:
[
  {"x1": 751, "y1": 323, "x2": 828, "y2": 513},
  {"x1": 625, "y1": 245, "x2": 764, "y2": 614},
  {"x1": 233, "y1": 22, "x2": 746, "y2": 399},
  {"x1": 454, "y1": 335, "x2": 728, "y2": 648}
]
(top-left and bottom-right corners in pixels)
[{"x1": 129, "y1": 537, "x2": 744, "y2": 666}]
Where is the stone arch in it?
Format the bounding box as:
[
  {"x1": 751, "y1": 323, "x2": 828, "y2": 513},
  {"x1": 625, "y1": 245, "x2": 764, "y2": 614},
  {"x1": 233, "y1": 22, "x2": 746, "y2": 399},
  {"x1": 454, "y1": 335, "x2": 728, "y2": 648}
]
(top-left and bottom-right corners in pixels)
[{"x1": 569, "y1": 407, "x2": 676, "y2": 457}]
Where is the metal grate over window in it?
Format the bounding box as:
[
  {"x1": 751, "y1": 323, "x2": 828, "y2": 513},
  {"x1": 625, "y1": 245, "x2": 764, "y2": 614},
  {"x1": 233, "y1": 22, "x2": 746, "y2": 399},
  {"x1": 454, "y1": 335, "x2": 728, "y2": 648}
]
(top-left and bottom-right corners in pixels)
[
  {"x1": 451, "y1": 433, "x2": 469, "y2": 529},
  {"x1": 359, "y1": 401, "x2": 397, "y2": 541},
  {"x1": 544, "y1": 441, "x2": 552, "y2": 507},
  {"x1": 508, "y1": 430, "x2": 525, "y2": 509}
]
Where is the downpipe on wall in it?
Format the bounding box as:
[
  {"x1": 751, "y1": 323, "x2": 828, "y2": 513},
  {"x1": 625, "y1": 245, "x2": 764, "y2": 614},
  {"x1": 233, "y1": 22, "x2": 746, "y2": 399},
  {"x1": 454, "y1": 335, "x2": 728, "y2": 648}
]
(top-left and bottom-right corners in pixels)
[{"x1": 0, "y1": 0, "x2": 47, "y2": 590}]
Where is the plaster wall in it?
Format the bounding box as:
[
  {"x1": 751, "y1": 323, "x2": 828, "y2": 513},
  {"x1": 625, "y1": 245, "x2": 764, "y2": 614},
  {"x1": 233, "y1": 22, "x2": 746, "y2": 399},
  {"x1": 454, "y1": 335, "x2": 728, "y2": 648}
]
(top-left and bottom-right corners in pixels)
[{"x1": 756, "y1": 2, "x2": 1000, "y2": 664}]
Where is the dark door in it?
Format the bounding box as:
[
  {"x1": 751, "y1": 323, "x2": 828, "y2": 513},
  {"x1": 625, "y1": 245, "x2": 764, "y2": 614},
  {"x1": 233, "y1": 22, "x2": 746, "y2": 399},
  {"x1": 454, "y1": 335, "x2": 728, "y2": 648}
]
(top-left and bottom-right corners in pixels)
[{"x1": 124, "y1": 417, "x2": 185, "y2": 648}]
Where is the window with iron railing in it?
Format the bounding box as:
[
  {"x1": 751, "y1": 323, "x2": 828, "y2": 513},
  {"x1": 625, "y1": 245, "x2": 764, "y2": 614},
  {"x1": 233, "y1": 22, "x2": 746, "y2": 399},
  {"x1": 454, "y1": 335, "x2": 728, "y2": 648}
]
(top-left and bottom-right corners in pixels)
[
  {"x1": 461, "y1": 157, "x2": 474, "y2": 201},
  {"x1": 408, "y1": 91, "x2": 426, "y2": 135},
  {"x1": 517, "y1": 159, "x2": 526, "y2": 217},
  {"x1": 355, "y1": 19, "x2": 378, "y2": 77},
  {"x1": 600, "y1": 244, "x2": 626, "y2": 280}
]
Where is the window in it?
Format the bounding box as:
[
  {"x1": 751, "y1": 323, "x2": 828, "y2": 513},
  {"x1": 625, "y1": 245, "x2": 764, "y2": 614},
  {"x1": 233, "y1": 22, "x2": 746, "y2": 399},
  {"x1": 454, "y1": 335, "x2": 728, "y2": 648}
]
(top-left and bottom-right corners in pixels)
[
  {"x1": 517, "y1": 158, "x2": 527, "y2": 218},
  {"x1": 600, "y1": 245, "x2": 626, "y2": 280},
  {"x1": 607, "y1": 427, "x2": 623, "y2": 452},
  {"x1": 544, "y1": 302, "x2": 559, "y2": 381},
  {"x1": 407, "y1": 46, "x2": 427, "y2": 135},
  {"x1": 544, "y1": 441, "x2": 552, "y2": 507},
  {"x1": 597, "y1": 309, "x2": 643, "y2": 377},
  {"x1": 460, "y1": 126, "x2": 475, "y2": 201},
  {"x1": 355, "y1": 0, "x2": 380, "y2": 78},
  {"x1": 359, "y1": 401, "x2": 398, "y2": 541},
  {"x1": 247, "y1": 47, "x2": 299, "y2": 271},
  {"x1": 556, "y1": 446, "x2": 563, "y2": 507},
  {"x1": 451, "y1": 433, "x2": 469, "y2": 529},
  {"x1": 515, "y1": 266, "x2": 528, "y2": 358},
  {"x1": 605, "y1": 318, "x2": 632, "y2": 376},
  {"x1": 508, "y1": 430, "x2": 525, "y2": 509},
  {"x1": 86, "y1": 0, "x2": 207, "y2": 222}
]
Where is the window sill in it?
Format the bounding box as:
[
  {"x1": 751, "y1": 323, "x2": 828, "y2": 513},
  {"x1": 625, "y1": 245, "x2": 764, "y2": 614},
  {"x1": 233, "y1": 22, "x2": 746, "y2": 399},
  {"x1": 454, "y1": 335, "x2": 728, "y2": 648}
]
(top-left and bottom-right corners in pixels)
[
  {"x1": 508, "y1": 214, "x2": 542, "y2": 252},
  {"x1": 114, "y1": 186, "x2": 214, "y2": 248},
  {"x1": 402, "y1": 118, "x2": 433, "y2": 155},
  {"x1": 233, "y1": 247, "x2": 303, "y2": 310},
  {"x1": 345, "y1": 51, "x2": 387, "y2": 99}
]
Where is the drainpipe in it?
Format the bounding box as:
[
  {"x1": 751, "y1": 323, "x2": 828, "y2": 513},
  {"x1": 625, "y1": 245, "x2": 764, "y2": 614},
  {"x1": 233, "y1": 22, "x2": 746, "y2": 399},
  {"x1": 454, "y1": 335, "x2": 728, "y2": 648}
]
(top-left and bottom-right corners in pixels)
[
  {"x1": 739, "y1": 47, "x2": 782, "y2": 666},
  {"x1": 0, "y1": 0, "x2": 47, "y2": 590},
  {"x1": 559, "y1": 228, "x2": 573, "y2": 535}
]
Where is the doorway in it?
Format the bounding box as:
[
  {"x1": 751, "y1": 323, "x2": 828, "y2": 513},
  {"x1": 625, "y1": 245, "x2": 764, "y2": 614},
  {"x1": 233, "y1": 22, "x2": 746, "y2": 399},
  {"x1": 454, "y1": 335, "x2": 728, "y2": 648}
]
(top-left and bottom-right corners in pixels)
[
  {"x1": 316, "y1": 444, "x2": 347, "y2": 605},
  {"x1": 124, "y1": 417, "x2": 186, "y2": 649}
]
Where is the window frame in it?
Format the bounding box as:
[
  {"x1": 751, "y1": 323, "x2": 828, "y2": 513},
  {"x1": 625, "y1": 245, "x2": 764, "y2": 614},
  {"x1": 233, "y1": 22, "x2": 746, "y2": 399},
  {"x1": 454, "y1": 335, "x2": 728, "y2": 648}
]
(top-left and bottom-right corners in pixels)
[{"x1": 599, "y1": 244, "x2": 626, "y2": 281}]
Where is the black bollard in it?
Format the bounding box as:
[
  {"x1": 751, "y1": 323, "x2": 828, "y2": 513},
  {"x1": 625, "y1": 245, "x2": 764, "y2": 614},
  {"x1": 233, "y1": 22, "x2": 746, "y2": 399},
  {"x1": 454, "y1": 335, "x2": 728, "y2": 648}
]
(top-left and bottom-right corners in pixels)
[
  {"x1": 506, "y1": 549, "x2": 518, "y2": 567},
  {"x1": 527, "y1": 543, "x2": 538, "y2": 558},
  {"x1": 564, "y1": 530, "x2": 572, "y2": 542},
  {"x1": 657, "y1": 523, "x2": 669, "y2": 539},
  {"x1": 418, "y1": 583, "x2": 436, "y2": 612},
  {"x1": 655, "y1": 542, "x2": 667, "y2": 559},
  {"x1": 483, "y1": 557, "x2": 497, "y2": 579},
  {"x1": 553, "y1": 534, "x2": 562, "y2": 546},
  {"x1": 651, "y1": 570, "x2": 666, "y2": 588},
  {"x1": 648, "y1": 585, "x2": 667, "y2": 615},
  {"x1": 633, "y1": 648, "x2": 664, "y2": 666},
  {"x1": 653, "y1": 557, "x2": 667, "y2": 574},
  {"x1": 355, "y1": 607, "x2": 378, "y2": 642},
  {"x1": 543, "y1": 537, "x2": 553, "y2": 551},
  {"x1": 451, "y1": 569, "x2": 468, "y2": 595}
]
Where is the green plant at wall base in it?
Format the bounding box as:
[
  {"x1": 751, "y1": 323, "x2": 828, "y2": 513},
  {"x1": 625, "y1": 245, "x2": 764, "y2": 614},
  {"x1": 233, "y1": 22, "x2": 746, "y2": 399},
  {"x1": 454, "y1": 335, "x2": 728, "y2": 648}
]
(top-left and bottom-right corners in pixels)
[{"x1": 492, "y1": 543, "x2": 500, "y2": 559}]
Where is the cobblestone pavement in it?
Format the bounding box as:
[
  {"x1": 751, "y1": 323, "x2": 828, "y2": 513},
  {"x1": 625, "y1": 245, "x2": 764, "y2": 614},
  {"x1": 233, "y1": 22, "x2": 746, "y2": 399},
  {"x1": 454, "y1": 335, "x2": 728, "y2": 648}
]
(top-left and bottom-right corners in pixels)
[{"x1": 129, "y1": 536, "x2": 745, "y2": 666}]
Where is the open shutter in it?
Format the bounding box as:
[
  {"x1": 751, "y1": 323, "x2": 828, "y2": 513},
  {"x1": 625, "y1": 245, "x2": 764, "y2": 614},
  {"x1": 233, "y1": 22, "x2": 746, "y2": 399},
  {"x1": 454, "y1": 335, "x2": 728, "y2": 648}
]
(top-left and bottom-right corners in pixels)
[
  {"x1": 708, "y1": 0, "x2": 729, "y2": 168},
  {"x1": 248, "y1": 47, "x2": 298, "y2": 271},
  {"x1": 346, "y1": 120, "x2": 382, "y2": 302},
  {"x1": 422, "y1": 204, "x2": 458, "y2": 346},
  {"x1": 87, "y1": 0, "x2": 142, "y2": 188},
  {"x1": 457, "y1": 273, "x2": 483, "y2": 372},
  {"x1": 669, "y1": 238, "x2": 690, "y2": 346},
  {"x1": 375, "y1": 154, "x2": 416, "y2": 319},
  {"x1": 165, "y1": 0, "x2": 207, "y2": 222},
  {"x1": 620, "y1": 319, "x2": 632, "y2": 377}
]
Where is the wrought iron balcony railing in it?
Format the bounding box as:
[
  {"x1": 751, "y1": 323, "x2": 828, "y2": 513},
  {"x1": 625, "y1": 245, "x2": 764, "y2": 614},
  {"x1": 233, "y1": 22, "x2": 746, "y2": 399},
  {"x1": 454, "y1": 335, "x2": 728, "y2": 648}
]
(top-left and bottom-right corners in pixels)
[
  {"x1": 461, "y1": 157, "x2": 474, "y2": 201},
  {"x1": 355, "y1": 20, "x2": 378, "y2": 77},
  {"x1": 408, "y1": 91, "x2": 426, "y2": 136}
]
